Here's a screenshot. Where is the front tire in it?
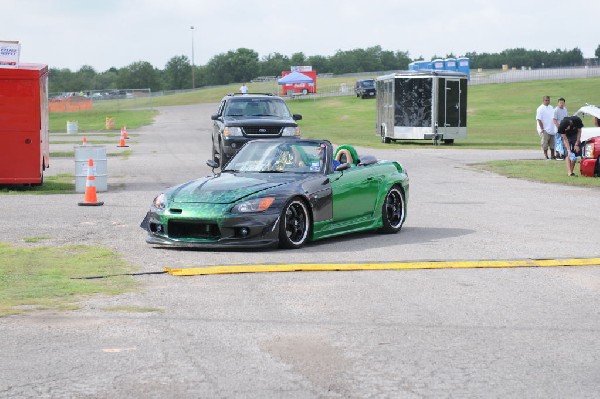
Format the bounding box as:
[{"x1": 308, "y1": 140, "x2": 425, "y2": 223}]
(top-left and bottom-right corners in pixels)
[
  {"x1": 218, "y1": 140, "x2": 226, "y2": 168},
  {"x1": 212, "y1": 140, "x2": 219, "y2": 164},
  {"x1": 278, "y1": 198, "x2": 310, "y2": 249},
  {"x1": 379, "y1": 186, "x2": 405, "y2": 234}
]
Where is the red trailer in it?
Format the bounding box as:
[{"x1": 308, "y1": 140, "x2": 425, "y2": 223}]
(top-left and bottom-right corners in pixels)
[
  {"x1": 0, "y1": 63, "x2": 49, "y2": 185},
  {"x1": 280, "y1": 69, "x2": 317, "y2": 96}
]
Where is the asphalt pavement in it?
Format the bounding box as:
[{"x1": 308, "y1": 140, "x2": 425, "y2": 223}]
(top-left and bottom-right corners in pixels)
[{"x1": 1, "y1": 103, "x2": 599, "y2": 398}]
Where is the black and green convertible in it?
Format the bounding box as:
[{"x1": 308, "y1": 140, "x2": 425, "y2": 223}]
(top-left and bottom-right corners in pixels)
[{"x1": 141, "y1": 138, "x2": 409, "y2": 249}]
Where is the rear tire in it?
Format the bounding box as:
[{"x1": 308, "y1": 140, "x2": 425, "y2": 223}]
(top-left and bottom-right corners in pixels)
[
  {"x1": 278, "y1": 198, "x2": 310, "y2": 249},
  {"x1": 379, "y1": 186, "x2": 405, "y2": 234}
]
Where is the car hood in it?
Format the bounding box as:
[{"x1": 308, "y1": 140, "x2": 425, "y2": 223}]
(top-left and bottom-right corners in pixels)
[{"x1": 169, "y1": 173, "x2": 294, "y2": 204}]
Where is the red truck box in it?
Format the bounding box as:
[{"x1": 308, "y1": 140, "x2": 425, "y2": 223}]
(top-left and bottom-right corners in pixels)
[
  {"x1": 280, "y1": 70, "x2": 317, "y2": 96},
  {"x1": 0, "y1": 63, "x2": 49, "y2": 185}
]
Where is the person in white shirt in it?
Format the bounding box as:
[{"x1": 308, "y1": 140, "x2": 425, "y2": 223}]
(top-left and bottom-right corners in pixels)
[
  {"x1": 553, "y1": 97, "x2": 568, "y2": 160},
  {"x1": 536, "y1": 95, "x2": 556, "y2": 159},
  {"x1": 239, "y1": 83, "x2": 248, "y2": 94}
]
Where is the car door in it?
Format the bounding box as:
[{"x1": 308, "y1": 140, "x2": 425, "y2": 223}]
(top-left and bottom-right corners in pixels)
[{"x1": 329, "y1": 166, "x2": 381, "y2": 223}]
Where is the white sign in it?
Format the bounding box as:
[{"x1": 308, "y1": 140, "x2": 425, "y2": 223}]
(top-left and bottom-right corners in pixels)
[
  {"x1": 291, "y1": 65, "x2": 312, "y2": 72},
  {"x1": 0, "y1": 41, "x2": 20, "y2": 68}
]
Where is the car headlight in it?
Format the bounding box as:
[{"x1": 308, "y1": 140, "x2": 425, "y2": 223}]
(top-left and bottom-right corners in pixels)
[
  {"x1": 232, "y1": 197, "x2": 275, "y2": 213},
  {"x1": 282, "y1": 126, "x2": 301, "y2": 136},
  {"x1": 153, "y1": 193, "x2": 167, "y2": 209},
  {"x1": 223, "y1": 126, "x2": 243, "y2": 137},
  {"x1": 583, "y1": 142, "x2": 595, "y2": 159}
]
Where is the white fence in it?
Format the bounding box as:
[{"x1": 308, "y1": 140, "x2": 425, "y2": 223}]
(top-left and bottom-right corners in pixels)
[{"x1": 469, "y1": 66, "x2": 600, "y2": 85}]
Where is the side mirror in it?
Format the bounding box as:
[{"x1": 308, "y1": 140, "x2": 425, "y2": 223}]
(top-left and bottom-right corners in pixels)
[
  {"x1": 210, "y1": 114, "x2": 220, "y2": 121},
  {"x1": 293, "y1": 114, "x2": 302, "y2": 121},
  {"x1": 206, "y1": 159, "x2": 219, "y2": 168}
]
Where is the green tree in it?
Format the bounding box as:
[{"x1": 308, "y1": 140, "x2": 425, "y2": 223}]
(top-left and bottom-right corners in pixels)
[
  {"x1": 164, "y1": 55, "x2": 192, "y2": 90},
  {"x1": 117, "y1": 61, "x2": 161, "y2": 91},
  {"x1": 205, "y1": 48, "x2": 259, "y2": 84},
  {"x1": 306, "y1": 55, "x2": 329, "y2": 73},
  {"x1": 259, "y1": 52, "x2": 290, "y2": 76},
  {"x1": 290, "y1": 52, "x2": 306, "y2": 66}
]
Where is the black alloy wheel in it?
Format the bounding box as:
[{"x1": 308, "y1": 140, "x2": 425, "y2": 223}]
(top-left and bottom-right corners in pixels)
[
  {"x1": 278, "y1": 198, "x2": 310, "y2": 249},
  {"x1": 379, "y1": 186, "x2": 405, "y2": 233}
]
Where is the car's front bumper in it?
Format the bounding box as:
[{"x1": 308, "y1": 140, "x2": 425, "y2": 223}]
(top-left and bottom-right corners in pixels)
[{"x1": 140, "y1": 206, "x2": 282, "y2": 249}]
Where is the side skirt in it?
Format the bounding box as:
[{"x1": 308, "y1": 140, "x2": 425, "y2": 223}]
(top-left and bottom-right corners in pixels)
[{"x1": 311, "y1": 215, "x2": 382, "y2": 241}]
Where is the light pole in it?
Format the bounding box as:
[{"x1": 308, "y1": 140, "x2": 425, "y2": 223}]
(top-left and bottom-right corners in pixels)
[{"x1": 190, "y1": 26, "x2": 195, "y2": 89}]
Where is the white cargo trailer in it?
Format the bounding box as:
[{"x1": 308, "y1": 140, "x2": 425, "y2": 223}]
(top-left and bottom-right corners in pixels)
[{"x1": 376, "y1": 70, "x2": 468, "y2": 144}]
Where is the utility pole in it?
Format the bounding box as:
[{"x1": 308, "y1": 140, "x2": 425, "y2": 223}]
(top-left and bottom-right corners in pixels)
[{"x1": 190, "y1": 26, "x2": 195, "y2": 89}]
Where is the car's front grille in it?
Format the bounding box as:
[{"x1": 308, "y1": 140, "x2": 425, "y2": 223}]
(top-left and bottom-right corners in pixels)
[
  {"x1": 242, "y1": 126, "x2": 282, "y2": 136},
  {"x1": 168, "y1": 220, "x2": 221, "y2": 239}
]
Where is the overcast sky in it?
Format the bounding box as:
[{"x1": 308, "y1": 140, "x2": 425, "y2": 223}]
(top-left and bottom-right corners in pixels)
[{"x1": 3, "y1": 0, "x2": 599, "y2": 72}]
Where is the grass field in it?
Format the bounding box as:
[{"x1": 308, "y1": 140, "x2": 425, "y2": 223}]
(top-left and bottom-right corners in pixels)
[{"x1": 0, "y1": 242, "x2": 139, "y2": 316}]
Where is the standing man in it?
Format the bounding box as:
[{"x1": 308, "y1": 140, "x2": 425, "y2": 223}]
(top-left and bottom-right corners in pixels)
[
  {"x1": 239, "y1": 83, "x2": 248, "y2": 94},
  {"x1": 536, "y1": 95, "x2": 556, "y2": 159},
  {"x1": 557, "y1": 115, "x2": 583, "y2": 176},
  {"x1": 553, "y1": 97, "x2": 568, "y2": 160}
]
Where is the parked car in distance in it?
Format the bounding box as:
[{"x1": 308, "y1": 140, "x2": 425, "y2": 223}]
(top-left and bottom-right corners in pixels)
[
  {"x1": 355, "y1": 79, "x2": 376, "y2": 99},
  {"x1": 140, "y1": 138, "x2": 409, "y2": 249},
  {"x1": 576, "y1": 104, "x2": 600, "y2": 177},
  {"x1": 210, "y1": 93, "x2": 302, "y2": 167}
]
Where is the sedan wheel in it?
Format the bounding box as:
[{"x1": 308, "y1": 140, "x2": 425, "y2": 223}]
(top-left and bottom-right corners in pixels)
[
  {"x1": 279, "y1": 198, "x2": 310, "y2": 249},
  {"x1": 218, "y1": 140, "x2": 226, "y2": 167},
  {"x1": 212, "y1": 141, "x2": 219, "y2": 164},
  {"x1": 379, "y1": 186, "x2": 405, "y2": 233}
]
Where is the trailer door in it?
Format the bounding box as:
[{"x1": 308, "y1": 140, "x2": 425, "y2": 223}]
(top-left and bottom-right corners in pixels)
[{"x1": 438, "y1": 79, "x2": 461, "y2": 128}]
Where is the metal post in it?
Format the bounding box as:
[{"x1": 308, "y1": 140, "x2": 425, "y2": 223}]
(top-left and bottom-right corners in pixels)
[{"x1": 190, "y1": 26, "x2": 195, "y2": 89}]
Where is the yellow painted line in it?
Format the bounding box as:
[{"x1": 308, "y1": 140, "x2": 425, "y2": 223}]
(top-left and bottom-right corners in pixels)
[{"x1": 164, "y1": 257, "x2": 600, "y2": 276}]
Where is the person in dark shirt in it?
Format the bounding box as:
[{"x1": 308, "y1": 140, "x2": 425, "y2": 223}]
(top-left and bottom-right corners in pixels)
[{"x1": 557, "y1": 115, "x2": 583, "y2": 176}]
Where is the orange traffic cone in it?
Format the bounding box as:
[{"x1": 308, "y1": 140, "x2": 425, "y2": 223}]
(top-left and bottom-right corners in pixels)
[
  {"x1": 78, "y1": 159, "x2": 104, "y2": 206},
  {"x1": 82, "y1": 137, "x2": 87, "y2": 145},
  {"x1": 117, "y1": 129, "x2": 129, "y2": 147},
  {"x1": 122, "y1": 125, "x2": 129, "y2": 139}
]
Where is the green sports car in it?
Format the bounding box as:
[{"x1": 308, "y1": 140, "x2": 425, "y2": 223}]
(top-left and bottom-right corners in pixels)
[{"x1": 140, "y1": 138, "x2": 409, "y2": 249}]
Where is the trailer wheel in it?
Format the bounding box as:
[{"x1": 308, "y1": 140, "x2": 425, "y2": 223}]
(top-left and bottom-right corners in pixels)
[
  {"x1": 302, "y1": 89, "x2": 308, "y2": 95},
  {"x1": 443, "y1": 139, "x2": 454, "y2": 145}
]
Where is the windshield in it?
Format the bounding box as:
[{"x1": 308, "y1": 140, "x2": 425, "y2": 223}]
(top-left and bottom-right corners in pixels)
[
  {"x1": 360, "y1": 80, "x2": 375, "y2": 88},
  {"x1": 225, "y1": 98, "x2": 292, "y2": 118},
  {"x1": 223, "y1": 141, "x2": 326, "y2": 173}
]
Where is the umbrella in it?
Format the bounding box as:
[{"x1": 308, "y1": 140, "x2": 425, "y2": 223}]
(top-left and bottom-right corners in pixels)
[{"x1": 277, "y1": 71, "x2": 313, "y2": 85}]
